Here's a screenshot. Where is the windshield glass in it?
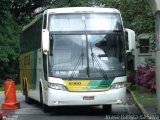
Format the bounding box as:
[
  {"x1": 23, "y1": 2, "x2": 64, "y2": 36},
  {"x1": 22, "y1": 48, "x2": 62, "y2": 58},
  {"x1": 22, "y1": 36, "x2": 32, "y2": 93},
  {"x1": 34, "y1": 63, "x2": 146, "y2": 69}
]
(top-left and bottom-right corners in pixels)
[
  {"x1": 48, "y1": 13, "x2": 125, "y2": 79},
  {"x1": 49, "y1": 32, "x2": 125, "y2": 79},
  {"x1": 49, "y1": 13, "x2": 122, "y2": 31}
]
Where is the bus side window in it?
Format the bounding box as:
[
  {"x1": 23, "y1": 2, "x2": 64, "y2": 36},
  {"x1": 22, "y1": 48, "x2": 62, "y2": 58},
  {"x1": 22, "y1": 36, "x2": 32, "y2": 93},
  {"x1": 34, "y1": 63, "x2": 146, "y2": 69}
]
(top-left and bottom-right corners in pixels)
[
  {"x1": 43, "y1": 14, "x2": 47, "y2": 29},
  {"x1": 24, "y1": 55, "x2": 30, "y2": 66}
]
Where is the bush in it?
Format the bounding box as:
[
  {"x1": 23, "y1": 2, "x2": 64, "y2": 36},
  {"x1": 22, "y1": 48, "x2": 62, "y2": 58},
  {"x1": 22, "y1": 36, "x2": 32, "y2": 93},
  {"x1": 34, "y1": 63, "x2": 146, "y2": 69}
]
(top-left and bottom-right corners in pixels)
[{"x1": 127, "y1": 64, "x2": 156, "y2": 91}]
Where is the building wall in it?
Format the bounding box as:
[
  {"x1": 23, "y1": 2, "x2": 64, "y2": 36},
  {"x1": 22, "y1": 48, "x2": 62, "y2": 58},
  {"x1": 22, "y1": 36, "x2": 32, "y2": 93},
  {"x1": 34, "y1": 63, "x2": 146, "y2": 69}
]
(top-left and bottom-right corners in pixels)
[{"x1": 133, "y1": 33, "x2": 155, "y2": 70}]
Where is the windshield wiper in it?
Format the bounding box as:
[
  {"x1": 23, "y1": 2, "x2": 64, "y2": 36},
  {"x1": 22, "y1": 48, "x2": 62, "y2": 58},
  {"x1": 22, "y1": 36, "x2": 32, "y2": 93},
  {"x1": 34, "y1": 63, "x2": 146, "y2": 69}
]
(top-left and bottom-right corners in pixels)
[
  {"x1": 90, "y1": 43, "x2": 108, "y2": 80},
  {"x1": 69, "y1": 43, "x2": 84, "y2": 80}
]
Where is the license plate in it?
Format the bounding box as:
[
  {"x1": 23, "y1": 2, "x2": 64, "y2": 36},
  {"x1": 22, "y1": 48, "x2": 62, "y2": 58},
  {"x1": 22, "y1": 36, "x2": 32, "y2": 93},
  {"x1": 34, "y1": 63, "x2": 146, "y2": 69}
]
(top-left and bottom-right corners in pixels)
[{"x1": 83, "y1": 96, "x2": 94, "y2": 100}]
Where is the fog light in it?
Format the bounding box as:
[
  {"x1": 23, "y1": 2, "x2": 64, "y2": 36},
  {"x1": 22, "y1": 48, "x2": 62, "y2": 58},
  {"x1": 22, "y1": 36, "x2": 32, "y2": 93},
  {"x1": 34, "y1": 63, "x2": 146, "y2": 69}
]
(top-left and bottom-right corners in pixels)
[{"x1": 53, "y1": 101, "x2": 62, "y2": 104}]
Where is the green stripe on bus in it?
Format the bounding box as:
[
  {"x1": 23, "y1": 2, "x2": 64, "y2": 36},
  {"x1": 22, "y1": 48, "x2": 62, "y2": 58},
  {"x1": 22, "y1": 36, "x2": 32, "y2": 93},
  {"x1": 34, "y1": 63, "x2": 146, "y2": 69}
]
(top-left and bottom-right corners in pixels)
[{"x1": 87, "y1": 80, "x2": 113, "y2": 88}]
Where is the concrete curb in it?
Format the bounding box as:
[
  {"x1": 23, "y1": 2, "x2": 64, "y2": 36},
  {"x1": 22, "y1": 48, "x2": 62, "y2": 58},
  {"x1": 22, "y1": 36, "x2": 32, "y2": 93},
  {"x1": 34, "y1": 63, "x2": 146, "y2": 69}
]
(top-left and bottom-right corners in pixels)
[{"x1": 128, "y1": 89, "x2": 155, "y2": 120}]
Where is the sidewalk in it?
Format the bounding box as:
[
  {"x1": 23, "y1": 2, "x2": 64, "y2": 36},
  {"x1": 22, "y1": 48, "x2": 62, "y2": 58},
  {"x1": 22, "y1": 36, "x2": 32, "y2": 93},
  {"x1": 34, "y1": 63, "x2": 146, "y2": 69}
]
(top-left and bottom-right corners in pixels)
[{"x1": 129, "y1": 90, "x2": 159, "y2": 120}]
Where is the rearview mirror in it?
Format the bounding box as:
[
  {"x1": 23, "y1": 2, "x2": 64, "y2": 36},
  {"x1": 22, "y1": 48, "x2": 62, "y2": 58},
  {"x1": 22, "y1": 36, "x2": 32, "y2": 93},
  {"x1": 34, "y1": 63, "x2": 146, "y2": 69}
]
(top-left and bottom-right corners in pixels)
[
  {"x1": 125, "y1": 28, "x2": 135, "y2": 52},
  {"x1": 42, "y1": 29, "x2": 49, "y2": 55}
]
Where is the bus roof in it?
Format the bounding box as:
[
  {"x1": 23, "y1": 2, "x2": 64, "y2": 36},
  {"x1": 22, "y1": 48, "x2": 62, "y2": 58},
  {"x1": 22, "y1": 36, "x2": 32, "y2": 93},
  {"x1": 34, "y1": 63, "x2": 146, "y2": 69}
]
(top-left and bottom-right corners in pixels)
[
  {"x1": 22, "y1": 7, "x2": 120, "y2": 31},
  {"x1": 45, "y1": 7, "x2": 120, "y2": 14}
]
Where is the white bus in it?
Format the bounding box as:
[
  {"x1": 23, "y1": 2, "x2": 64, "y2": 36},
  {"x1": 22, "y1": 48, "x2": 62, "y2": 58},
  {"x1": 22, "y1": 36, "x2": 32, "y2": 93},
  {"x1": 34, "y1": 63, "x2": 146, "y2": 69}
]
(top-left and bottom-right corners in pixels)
[{"x1": 19, "y1": 7, "x2": 135, "y2": 113}]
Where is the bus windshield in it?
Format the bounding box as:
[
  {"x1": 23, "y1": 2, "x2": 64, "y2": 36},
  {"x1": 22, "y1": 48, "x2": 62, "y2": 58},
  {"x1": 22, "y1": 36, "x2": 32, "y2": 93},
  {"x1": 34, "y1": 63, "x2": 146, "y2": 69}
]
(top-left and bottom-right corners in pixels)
[
  {"x1": 48, "y1": 13, "x2": 125, "y2": 80},
  {"x1": 49, "y1": 33, "x2": 125, "y2": 79},
  {"x1": 48, "y1": 13, "x2": 122, "y2": 32}
]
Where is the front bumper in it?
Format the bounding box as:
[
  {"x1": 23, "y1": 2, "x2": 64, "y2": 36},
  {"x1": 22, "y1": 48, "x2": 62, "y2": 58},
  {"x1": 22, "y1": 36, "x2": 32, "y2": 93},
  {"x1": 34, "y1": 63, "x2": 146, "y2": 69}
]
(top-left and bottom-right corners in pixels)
[{"x1": 44, "y1": 87, "x2": 126, "y2": 106}]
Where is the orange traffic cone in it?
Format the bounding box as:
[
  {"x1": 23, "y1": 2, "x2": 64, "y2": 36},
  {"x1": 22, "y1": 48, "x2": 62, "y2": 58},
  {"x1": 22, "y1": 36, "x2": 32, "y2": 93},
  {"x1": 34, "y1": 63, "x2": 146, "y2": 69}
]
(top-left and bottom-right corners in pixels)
[{"x1": 2, "y1": 79, "x2": 20, "y2": 110}]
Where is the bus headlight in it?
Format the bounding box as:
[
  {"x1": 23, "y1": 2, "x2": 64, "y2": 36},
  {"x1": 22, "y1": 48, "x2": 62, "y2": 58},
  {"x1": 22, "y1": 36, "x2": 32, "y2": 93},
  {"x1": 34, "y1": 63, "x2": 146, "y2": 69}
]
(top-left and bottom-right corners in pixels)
[
  {"x1": 111, "y1": 81, "x2": 126, "y2": 89},
  {"x1": 48, "y1": 82, "x2": 68, "y2": 91}
]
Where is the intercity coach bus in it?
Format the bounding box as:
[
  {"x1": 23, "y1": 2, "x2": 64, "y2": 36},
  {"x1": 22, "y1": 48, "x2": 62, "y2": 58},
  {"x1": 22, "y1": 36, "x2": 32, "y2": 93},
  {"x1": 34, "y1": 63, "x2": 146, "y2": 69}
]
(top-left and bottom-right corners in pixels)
[{"x1": 19, "y1": 7, "x2": 135, "y2": 113}]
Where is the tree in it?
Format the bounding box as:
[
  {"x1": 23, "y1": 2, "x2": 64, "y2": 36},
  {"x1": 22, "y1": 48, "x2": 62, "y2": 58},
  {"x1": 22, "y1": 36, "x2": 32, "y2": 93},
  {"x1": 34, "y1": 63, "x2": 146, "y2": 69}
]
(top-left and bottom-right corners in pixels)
[
  {"x1": 90, "y1": 0, "x2": 154, "y2": 35},
  {"x1": 119, "y1": 0, "x2": 154, "y2": 34},
  {"x1": 0, "y1": 0, "x2": 20, "y2": 82},
  {"x1": 11, "y1": 0, "x2": 72, "y2": 25}
]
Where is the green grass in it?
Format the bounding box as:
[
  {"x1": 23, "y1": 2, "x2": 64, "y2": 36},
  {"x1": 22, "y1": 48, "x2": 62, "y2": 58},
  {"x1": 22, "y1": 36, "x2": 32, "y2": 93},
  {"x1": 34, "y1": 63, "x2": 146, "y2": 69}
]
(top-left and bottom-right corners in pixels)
[
  {"x1": 128, "y1": 84, "x2": 157, "y2": 106},
  {"x1": 132, "y1": 89, "x2": 156, "y2": 105}
]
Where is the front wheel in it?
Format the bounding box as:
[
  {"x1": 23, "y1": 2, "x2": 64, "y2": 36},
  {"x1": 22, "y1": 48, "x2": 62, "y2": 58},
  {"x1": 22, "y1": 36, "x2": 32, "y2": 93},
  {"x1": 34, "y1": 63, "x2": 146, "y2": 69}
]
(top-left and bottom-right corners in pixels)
[
  {"x1": 40, "y1": 86, "x2": 49, "y2": 113},
  {"x1": 103, "y1": 104, "x2": 112, "y2": 114},
  {"x1": 43, "y1": 104, "x2": 50, "y2": 113}
]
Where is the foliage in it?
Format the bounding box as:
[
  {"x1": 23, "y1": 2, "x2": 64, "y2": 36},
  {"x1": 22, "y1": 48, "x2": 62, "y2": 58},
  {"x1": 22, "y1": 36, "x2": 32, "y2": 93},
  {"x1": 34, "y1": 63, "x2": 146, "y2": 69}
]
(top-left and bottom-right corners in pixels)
[
  {"x1": 11, "y1": 0, "x2": 69, "y2": 25},
  {"x1": 97, "y1": 0, "x2": 154, "y2": 35},
  {"x1": 128, "y1": 64, "x2": 156, "y2": 91},
  {"x1": 0, "y1": 0, "x2": 20, "y2": 82}
]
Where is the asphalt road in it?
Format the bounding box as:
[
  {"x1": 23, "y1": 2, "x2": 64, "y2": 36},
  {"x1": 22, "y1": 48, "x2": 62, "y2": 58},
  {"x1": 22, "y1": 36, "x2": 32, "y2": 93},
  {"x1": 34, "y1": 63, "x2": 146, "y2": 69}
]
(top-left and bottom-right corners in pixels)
[{"x1": 0, "y1": 92, "x2": 146, "y2": 120}]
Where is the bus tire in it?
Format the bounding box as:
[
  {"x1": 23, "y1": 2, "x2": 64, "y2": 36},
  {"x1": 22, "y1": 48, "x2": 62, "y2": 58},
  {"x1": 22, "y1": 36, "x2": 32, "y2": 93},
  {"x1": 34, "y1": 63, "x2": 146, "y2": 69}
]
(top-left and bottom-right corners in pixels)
[
  {"x1": 43, "y1": 104, "x2": 49, "y2": 113},
  {"x1": 40, "y1": 85, "x2": 49, "y2": 113},
  {"x1": 22, "y1": 81, "x2": 25, "y2": 95},
  {"x1": 24, "y1": 82, "x2": 32, "y2": 104},
  {"x1": 103, "y1": 104, "x2": 112, "y2": 114}
]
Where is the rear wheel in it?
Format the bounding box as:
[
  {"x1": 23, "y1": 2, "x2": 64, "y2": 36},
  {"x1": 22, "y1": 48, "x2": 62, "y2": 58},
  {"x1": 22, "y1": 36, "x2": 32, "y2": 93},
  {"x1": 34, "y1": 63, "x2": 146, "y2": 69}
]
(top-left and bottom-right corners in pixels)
[
  {"x1": 22, "y1": 81, "x2": 25, "y2": 95},
  {"x1": 24, "y1": 82, "x2": 32, "y2": 104},
  {"x1": 103, "y1": 104, "x2": 112, "y2": 114}
]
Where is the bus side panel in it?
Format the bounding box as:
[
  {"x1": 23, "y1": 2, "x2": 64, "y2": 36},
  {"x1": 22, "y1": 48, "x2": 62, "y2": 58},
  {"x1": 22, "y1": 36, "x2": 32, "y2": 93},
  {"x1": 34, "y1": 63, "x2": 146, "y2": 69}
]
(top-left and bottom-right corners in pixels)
[
  {"x1": 19, "y1": 50, "x2": 38, "y2": 98},
  {"x1": 33, "y1": 49, "x2": 44, "y2": 102},
  {"x1": 20, "y1": 52, "x2": 32, "y2": 91}
]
